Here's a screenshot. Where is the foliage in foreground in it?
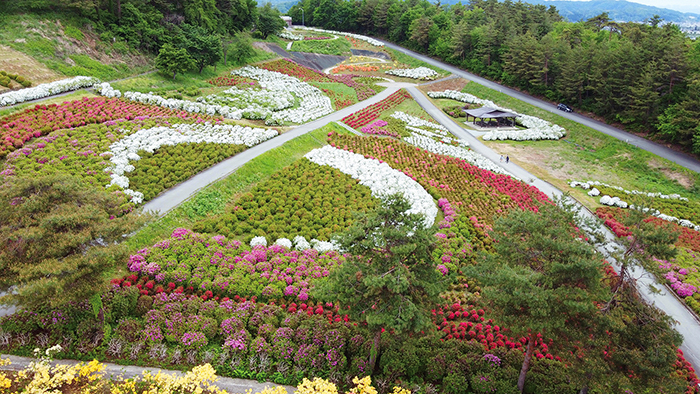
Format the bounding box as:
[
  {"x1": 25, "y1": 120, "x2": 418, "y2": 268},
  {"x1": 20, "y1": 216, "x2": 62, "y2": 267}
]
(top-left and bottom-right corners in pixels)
[{"x1": 0, "y1": 174, "x2": 148, "y2": 310}]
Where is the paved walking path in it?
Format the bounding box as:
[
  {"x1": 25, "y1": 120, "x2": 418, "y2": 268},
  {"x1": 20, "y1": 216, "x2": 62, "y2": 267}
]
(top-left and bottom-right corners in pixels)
[
  {"x1": 406, "y1": 86, "x2": 700, "y2": 372},
  {"x1": 0, "y1": 353, "x2": 295, "y2": 394},
  {"x1": 142, "y1": 82, "x2": 414, "y2": 216}
]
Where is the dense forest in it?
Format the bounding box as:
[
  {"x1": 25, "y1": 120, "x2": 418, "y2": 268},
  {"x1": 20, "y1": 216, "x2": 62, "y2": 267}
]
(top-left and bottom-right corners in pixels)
[{"x1": 286, "y1": 0, "x2": 700, "y2": 154}]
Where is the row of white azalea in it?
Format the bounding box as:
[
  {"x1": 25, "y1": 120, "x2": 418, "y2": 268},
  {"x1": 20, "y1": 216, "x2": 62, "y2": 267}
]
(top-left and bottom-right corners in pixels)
[
  {"x1": 427, "y1": 90, "x2": 566, "y2": 140},
  {"x1": 568, "y1": 181, "x2": 699, "y2": 231},
  {"x1": 305, "y1": 145, "x2": 437, "y2": 227},
  {"x1": 96, "y1": 82, "x2": 246, "y2": 119},
  {"x1": 230, "y1": 66, "x2": 333, "y2": 124},
  {"x1": 95, "y1": 65, "x2": 334, "y2": 125},
  {"x1": 385, "y1": 67, "x2": 439, "y2": 80},
  {"x1": 295, "y1": 26, "x2": 384, "y2": 47},
  {"x1": 569, "y1": 180, "x2": 688, "y2": 201},
  {"x1": 387, "y1": 112, "x2": 509, "y2": 176},
  {"x1": 105, "y1": 122, "x2": 277, "y2": 203},
  {"x1": 278, "y1": 30, "x2": 304, "y2": 41},
  {"x1": 0, "y1": 76, "x2": 100, "y2": 107},
  {"x1": 251, "y1": 235, "x2": 340, "y2": 252}
]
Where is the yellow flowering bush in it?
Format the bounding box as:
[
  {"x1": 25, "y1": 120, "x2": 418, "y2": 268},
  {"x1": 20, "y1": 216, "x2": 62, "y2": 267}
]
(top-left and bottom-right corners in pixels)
[
  {"x1": 348, "y1": 377, "x2": 376, "y2": 394},
  {"x1": 295, "y1": 378, "x2": 338, "y2": 394}
]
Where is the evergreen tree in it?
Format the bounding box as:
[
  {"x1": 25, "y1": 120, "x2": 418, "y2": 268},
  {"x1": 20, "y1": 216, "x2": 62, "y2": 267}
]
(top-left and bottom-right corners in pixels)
[
  {"x1": 256, "y1": 2, "x2": 285, "y2": 39},
  {"x1": 0, "y1": 175, "x2": 148, "y2": 310},
  {"x1": 463, "y1": 198, "x2": 604, "y2": 393},
  {"x1": 314, "y1": 193, "x2": 448, "y2": 373},
  {"x1": 155, "y1": 43, "x2": 195, "y2": 79}
]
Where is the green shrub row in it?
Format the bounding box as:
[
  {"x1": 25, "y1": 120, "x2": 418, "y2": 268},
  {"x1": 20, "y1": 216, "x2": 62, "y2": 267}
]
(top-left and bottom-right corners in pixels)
[
  {"x1": 194, "y1": 158, "x2": 377, "y2": 242},
  {"x1": 0, "y1": 70, "x2": 32, "y2": 88},
  {"x1": 128, "y1": 142, "x2": 247, "y2": 201}
]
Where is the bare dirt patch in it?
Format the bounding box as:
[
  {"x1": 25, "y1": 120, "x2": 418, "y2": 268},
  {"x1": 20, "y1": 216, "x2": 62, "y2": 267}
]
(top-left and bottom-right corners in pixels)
[
  {"x1": 0, "y1": 45, "x2": 61, "y2": 91},
  {"x1": 648, "y1": 158, "x2": 694, "y2": 189},
  {"x1": 419, "y1": 77, "x2": 469, "y2": 93}
]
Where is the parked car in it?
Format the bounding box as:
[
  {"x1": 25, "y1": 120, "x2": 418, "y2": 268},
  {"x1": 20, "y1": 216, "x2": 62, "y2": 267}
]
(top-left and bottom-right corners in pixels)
[{"x1": 557, "y1": 103, "x2": 573, "y2": 112}]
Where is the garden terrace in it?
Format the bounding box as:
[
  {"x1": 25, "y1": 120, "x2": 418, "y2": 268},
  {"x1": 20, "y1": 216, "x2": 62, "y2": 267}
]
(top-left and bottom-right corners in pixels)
[
  {"x1": 194, "y1": 158, "x2": 378, "y2": 243},
  {"x1": 327, "y1": 132, "x2": 550, "y2": 226},
  {"x1": 0, "y1": 97, "x2": 209, "y2": 158}
]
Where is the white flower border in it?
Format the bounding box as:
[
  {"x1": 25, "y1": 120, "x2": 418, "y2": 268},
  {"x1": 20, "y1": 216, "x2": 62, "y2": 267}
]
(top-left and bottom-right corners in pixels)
[
  {"x1": 105, "y1": 122, "x2": 277, "y2": 203},
  {"x1": 427, "y1": 90, "x2": 566, "y2": 141},
  {"x1": 386, "y1": 67, "x2": 439, "y2": 80},
  {"x1": 389, "y1": 112, "x2": 510, "y2": 176},
  {"x1": 295, "y1": 27, "x2": 384, "y2": 47},
  {"x1": 569, "y1": 180, "x2": 699, "y2": 231},
  {"x1": 0, "y1": 76, "x2": 100, "y2": 107},
  {"x1": 279, "y1": 31, "x2": 304, "y2": 41},
  {"x1": 305, "y1": 145, "x2": 437, "y2": 227}
]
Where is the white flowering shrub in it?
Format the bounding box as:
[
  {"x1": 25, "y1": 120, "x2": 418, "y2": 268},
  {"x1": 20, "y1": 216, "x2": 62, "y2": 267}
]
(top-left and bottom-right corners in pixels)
[
  {"x1": 274, "y1": 238, "x2": 293, "y2": 249},
  {"x1": 104, "y1": 123, "x2": 277, "y2": 203},
  {"x1": 231, "y1": 66, "x2": 333, "y2": 125},
  {"x1": 569, "y1": 180, "x2": 688, "y2": 201},
  {"x1": 385, "y1": 67, "x2": 439, "y2": 80},
  {"x1": 293, "y1": 235, "x2": 312, "y2": 251},
  {"x1": 250, "y1": 236, "x2": 268, "y2": 247},
  {"x1": 279, "y1": 31, "x2": 304, "y2": 41},
  {"x1": 427, "y1": 90, "x2": 566, "y2": 140},
  {"x1": 588, "y1": 188, "x2": 600, "y2": 197},
  {"x1": 94, "y1": 82, "x2": 122, "y2": 98},
  {"x1": 296, "y1": 26, "x2": 384, "y2": 46},
  {"x1": 305, "y1": 145, "x2": 437, "y2": 227},
  {"x1": 0, "y1": 76, "x2": 100, "y2": 107}
]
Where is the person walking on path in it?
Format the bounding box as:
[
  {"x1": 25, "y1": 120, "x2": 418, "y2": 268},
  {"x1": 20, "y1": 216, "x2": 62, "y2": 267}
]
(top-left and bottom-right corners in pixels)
[
  {"x1": 500, "y1": 155, "x2": 503, "y2": 162},
  {"x1": 506, "y1": 155, "x2": 509, "y2": 163}
]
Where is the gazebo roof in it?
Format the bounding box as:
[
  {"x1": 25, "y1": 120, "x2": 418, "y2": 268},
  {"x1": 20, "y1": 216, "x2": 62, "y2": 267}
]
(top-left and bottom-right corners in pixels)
[{"x1": 463, "y1": 107, "x2": 518, "y2": 119}]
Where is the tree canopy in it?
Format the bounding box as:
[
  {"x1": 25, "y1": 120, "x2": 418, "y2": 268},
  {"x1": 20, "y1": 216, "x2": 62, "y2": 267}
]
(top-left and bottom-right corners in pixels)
[
  {"x1": 0, "y1": 175, "x2": 147, "y2": 310},
  {"x1": 314, "y1": 193, "x2": 448, "y2": 371}
]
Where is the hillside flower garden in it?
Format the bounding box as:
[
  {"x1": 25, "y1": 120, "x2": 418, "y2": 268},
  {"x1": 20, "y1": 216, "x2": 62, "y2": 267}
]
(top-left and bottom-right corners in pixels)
[
  {"x1": 385, "y1": 67, "x2": 439, "y2": 80},
  {"x1": 1, "y1": 49, "x2": 699, "y2": 394}
]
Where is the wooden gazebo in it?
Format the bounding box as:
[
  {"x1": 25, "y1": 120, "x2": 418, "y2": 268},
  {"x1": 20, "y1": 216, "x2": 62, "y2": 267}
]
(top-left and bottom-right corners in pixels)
[{"x1": 463, "y1": 107, "x2": 518, "y2": 127}]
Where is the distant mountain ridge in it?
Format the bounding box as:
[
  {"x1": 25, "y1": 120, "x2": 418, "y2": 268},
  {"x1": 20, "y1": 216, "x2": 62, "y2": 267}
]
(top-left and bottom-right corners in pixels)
[{"x1": 503, "y1": 0, "x2": 699, "y2": 23}]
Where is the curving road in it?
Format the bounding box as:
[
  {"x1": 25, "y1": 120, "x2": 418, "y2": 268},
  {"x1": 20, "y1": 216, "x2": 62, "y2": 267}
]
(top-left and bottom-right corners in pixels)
[{"x1": 380, "y1": 39, "x2": 700, "y2": 173}]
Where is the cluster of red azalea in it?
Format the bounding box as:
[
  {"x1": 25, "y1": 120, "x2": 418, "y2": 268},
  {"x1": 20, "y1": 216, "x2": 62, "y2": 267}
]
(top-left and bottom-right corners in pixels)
[
  {"x1": 0, "y1": 97, "x2": 204, "y2": 157},
  {"x1": 320, "y1": 87, "x2": 354, "y2": 110},
  {"x1": 675, "y1": 349, "x2": 700, "y2": 390},
  {"x1": 328, "y1": 132, "x2": 550, "y2": 225},
  {"x1": 207, "y1": 75, "x2": 258, "y2": 87},
  {"x1": 341, "y1": 89, "x2": 412, "y2": 129},
  {"x1": 433, "y1": 302, "x2": 557, "y2": 358},
  {"x1": 259, "y1": 59, "x2": 335, "y2": 83},
  {"x1": 596, "y1": 207, "x2": 700, "y2": 252}
]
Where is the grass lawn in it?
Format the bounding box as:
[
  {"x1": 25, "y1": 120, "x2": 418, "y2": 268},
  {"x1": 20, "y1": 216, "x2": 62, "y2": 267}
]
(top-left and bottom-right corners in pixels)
[
  {"x1": 126, "y1": 122, "x2": 352, "y2": 253},
  {"x1": 458, "y1": 83, "x2": 700, "y2": 208},
  {"x1": 291, "y1": 38, "x2": 353, "y2": 56}
]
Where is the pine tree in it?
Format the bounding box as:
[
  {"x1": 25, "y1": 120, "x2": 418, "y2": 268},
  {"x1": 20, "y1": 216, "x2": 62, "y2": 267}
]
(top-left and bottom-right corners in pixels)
[
  {"x1": 313, "y1": 193, "x2": 448, "y2": 373},
  {"x1": 463, "y1": 198, "x2": 604, "y2": 393}
]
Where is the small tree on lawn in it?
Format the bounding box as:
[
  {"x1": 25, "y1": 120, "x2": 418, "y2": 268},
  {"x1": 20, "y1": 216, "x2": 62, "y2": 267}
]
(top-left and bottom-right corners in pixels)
[
  {"x1": 314, "y1": 193, "x2": 448, "y2": 372},
  {"x1": 179, "y1": 24, "x2": 222, "y2": 74},
  {"x1": 155, "y1": 43, "x2": 195, "y2": 80},
  {"x1": 0, "y1": 174, "x2": 148, "y2": 310},
  {"x1": 463, "y1": 197, "x2": 605, "y2": 393},
  {"x1": 256, "y1": 3, "x2": 285, "y2": 39}
]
